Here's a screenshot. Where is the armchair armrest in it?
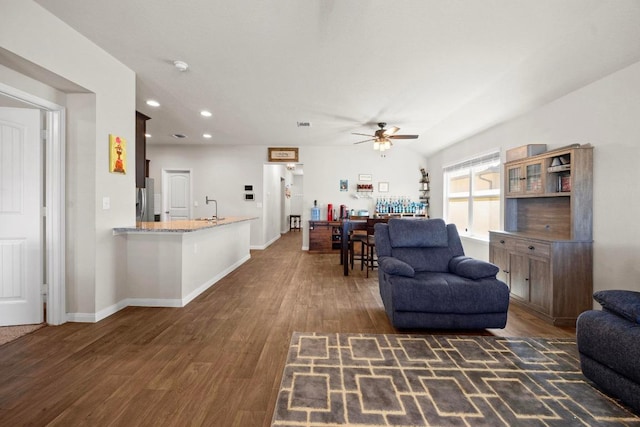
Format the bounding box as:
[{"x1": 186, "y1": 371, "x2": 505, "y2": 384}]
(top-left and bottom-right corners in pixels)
[
  {"x1": 449, "y1": 256, "x2": 499, "y2": 280},
  {"x1": 378, "y1": 256, "x2": 415, "y2": 278}
]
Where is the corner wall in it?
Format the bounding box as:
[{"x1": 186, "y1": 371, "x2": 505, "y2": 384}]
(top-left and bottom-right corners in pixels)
[
  {"x1": 428, "y1": 60, "x2": 640, "y2": 297},
  {"x1": 1, "y1": 0, "x2": 136, "y2": 318}
]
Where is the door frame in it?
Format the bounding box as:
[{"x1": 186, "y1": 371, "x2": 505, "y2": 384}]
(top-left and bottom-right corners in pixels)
[
  {"x1": 161, "y1": 168, "x2": 193, "y2": 221},
  {"x1": 0, "y1": 82, "x2": 66, "y2": 326}
]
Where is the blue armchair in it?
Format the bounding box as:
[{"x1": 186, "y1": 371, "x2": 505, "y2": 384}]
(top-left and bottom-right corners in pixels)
[
  {"x1": 577, "y1": 290, "x2": 640, "y2": 413},
  {"x1": 374, "y1": 218, "x2": 510, "y2": 329}
]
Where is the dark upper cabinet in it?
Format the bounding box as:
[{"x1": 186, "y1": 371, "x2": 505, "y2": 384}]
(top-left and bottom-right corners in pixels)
[{"x1": 135, "y1": 111, "x2": 151, "y2": 188}]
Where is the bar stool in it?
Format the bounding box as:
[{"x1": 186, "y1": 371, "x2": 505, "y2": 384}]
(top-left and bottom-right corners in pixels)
[
  {"x1": 289, "y1": 215, "x2": 301, "y2": 231},
  {"x1": 348, "y1": 216, "x2": 368, "y2": 270},
  {"x1": 361, "y1": 218, "x2": 389, "y2": 277}
]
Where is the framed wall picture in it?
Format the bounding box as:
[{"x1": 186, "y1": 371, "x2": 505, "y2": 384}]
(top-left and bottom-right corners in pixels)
[
  {"x1": 358, "y1": 174, "x2": 372, "y2": 181},
  {"x1": 340, "y1": 179, "x2": 348, "y2": 191},
  {"x1": 378, "y1": 182, "x2": 389, "y2": 192},
  {"x1": 268, "y1": 147, "x2": 299, "y2": 162},
  {"x1": 109, "y1": 134, "x2": 127, "y2": 174}
]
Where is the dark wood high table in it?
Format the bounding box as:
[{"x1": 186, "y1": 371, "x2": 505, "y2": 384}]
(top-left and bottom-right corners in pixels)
[{"x1": 341, "y1": 219, "x2": 367, "y2": 276}]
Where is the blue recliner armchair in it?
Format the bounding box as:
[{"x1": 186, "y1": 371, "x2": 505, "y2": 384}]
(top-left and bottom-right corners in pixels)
[
  {"x1": 374, "y1": 218, "x2": 510, "y2": 329},
  {"x1": 577, "y1": 290, "x2": 640, "y2": 414}
]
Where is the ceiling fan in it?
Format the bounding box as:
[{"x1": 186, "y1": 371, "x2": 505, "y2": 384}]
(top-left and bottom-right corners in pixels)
[{"x1": 352, "y1": 122, "x2": 419, "y2": 151}]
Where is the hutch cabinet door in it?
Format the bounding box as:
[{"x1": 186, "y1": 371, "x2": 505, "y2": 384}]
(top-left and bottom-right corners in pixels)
[
  {"x1": 489, "y1": 243, "x2": 510, "y2": 286},
  {"x1": 509, "y1": 253, "x2": 529, "y2": 301},
  {"x1": 528, "y1": 257, "x2": 552, "y2": 314}
]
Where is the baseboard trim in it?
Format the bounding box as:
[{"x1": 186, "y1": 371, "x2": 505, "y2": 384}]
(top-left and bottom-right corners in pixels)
[
  {"x1": 251, "y1": 233, "x2": 280, "y2": 250},
  {"x1": 66, "y1": 253, "x2": 252, "y2": 323}
]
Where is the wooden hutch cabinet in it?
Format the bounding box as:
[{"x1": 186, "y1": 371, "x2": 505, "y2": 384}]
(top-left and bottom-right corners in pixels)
[{"x1": 490, "y1": 144, "x2": 593, "y2": 326}]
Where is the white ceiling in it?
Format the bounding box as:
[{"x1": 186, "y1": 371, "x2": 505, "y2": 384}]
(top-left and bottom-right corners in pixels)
[{"x1": 34, "y1": 0, "x2": 640, "y2": 156}]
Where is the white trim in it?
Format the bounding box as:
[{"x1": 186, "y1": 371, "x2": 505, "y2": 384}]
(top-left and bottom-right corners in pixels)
[
  {"x1": 46, "y1": 110, "x2": 66, "y2": 325},
  {"x1": 66, "y1": 253, "x2": 252, "y2": 323},
  {"x1": 0, "y1": 84, "x2": 66, "y2": 326},
  {"x1": 181, "y1": 253, "x2": 251, "y2": 306},
  {"x1": 250, "y1": 233, "x2": 280, "y2": 250},
  {"x1": 127, "y1": 298, "x2": 183, "y2": 308}
]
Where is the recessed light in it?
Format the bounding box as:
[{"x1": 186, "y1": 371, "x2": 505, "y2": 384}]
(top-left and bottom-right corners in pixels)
[
  {"x1": 146, "y1": 99, "x2": 160, "y2": 107},
  {"x1": 203, "y1": 133, "x2": 212, "y2": 139},
  {"x1": 200, "y1": 110, "x2": 212, "y2": 117},
  {"x1": 173, "y1": 60, "x2": 189, "y2": 72},
  {"x1": 145, "y1": 133, "x2": 151, "y2": 138}
]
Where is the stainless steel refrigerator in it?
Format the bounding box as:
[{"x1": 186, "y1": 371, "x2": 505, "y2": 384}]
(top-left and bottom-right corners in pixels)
[{"x1": 136, "y1": 177, "x2": 155, "y2": 222}]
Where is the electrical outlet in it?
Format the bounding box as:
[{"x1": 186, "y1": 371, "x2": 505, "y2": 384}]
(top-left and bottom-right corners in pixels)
[{"x1": 102, "y1": 197, "x2": 110, "y2": 210}]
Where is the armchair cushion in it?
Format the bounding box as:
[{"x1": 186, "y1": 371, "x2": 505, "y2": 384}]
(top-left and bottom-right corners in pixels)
[
  {"x1": 593, "y1": 290, "x2": 640, "y2": 324},
  {"x1": 378, "y1": 256, "x2": 415, "y2": 278},
  {"x1": 449, "y1": 256, "x2": 499, "y2": 280},
  {"x1": 388, "y1": 218, "x2": 448, "y2": 248}
]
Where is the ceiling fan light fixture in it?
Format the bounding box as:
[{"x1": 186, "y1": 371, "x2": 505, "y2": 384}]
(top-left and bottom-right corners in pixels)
[
  {"x1": 373, "y1": 141, "x2": 380, "y2": 150},
  {"x1": 383, "y1": 141, "x2": 391, "y2": 150}
]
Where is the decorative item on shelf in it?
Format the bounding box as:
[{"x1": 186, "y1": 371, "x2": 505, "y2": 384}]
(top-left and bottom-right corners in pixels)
[
  {"x1": 548, "y1": 155, "x2": 571, "y2": 173},
  {"x1": 356, "y1": 183, "x2": 374, "y2": 192},
  {"x1": 419, "y1": 167, "x2": 430, "y2": 217},
  {"x1": 559, "y1": 174, "x2": 571, "y2": 192},
  {"x1": 375, "y1": 196, "x2": 427, "y2": 216}
]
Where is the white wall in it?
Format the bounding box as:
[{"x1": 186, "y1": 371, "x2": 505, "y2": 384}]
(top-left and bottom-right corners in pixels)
[
  {"x1": 1, "y1": 0, "x2": 136, "y2": 317},
  {"x1": 146, "y1": 145, "x2": 274, "y2": 248},
  {"x1": 147, "y1": 143, "x2": 428, "y2": 250},
  {"x1": 428, "y1": 60, "x2": 640, "y2": 298},
  {"x1": 299, "y1": 145, "x2": 428, "y2": 249}
]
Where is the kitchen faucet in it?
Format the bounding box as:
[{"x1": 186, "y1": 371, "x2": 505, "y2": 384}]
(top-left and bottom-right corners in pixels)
[{"x1": 205, "y1": 197, "x2": 217, "y2": 220}]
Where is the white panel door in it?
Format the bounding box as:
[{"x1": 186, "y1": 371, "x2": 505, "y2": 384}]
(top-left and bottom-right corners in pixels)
[
  {"x1": 0, "y1": 107, "x2": 42, "y2": 326},
  {"x1": 167, "y1": 171, "x2": 191, "y2": 220}
]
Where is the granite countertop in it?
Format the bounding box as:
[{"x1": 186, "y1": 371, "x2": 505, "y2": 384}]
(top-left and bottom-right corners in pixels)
[{"x1": 113, "y1": 216, "x2": 257, "y2": 234}]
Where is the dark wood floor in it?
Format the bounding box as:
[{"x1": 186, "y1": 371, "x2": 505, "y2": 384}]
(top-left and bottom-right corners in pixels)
[{"x1": 0, "y1": 231, "x2": 575, "y2": 426}]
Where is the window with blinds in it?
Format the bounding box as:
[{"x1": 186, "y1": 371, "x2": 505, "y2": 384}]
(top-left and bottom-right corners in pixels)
[{"x1": 444, "y1": 152, "x2": 501, "y2": 240}]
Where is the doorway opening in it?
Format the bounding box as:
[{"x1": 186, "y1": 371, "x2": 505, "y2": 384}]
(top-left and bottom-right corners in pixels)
[{"x1": 0, "y1": 84, "x2": 66, "y2": 326}]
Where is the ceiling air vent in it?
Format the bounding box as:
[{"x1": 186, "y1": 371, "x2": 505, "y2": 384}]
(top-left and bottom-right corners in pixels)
[
  {"x1": 296, "y1": 121, "x2": 311, "y2": 127},
  {"x1": 172, "y1": 133, "x2": 187, "y2": 139}
]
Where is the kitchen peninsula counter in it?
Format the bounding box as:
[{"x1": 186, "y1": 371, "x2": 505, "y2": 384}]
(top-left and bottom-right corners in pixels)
[
  {"x1": 114, "y1": 216, "x2": 255, "y2": 234},
  {"x1": 116, "y1": 216, "x2": 257, "y2": 308}
]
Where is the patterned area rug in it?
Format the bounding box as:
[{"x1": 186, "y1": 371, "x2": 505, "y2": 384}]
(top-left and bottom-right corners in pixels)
[{"x1": 272, "y1": 332, "x2": 640, "y2": 426}]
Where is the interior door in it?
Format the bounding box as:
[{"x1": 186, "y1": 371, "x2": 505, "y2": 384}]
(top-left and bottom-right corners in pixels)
[
  {"x1": 0, "y1": 107, "x2": 43, "y2": 326},
  {"x1": 165, "y1": 170, "x2": 191, "y2": 220}
]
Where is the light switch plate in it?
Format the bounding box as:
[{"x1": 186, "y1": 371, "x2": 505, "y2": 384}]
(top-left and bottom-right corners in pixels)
[{"x1": 102, "y1": 196, "x2": 110, "y2": 210}]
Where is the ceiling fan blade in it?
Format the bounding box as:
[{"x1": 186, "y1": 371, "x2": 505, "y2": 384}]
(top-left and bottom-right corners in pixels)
[
  {"x1": 353, "y1": 138, "x2": 375, "y2": 144},
  {"x1": 389, "y1": 134, "x2": 419, "y2": 139},
  {"x1": 352, "y1": 132, "x2": 375, "y2": 137},
  {"x1": 382, "y1": 126, "x2": 400, "y2": 136}
]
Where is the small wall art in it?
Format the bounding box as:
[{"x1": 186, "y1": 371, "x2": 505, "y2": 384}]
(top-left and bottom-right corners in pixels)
[
  {"x1": 340, "y1": 179, "x2": 348, "y2": 191},
  {"x1": 378, "y1": 182, "x2": 389, "y2": 192},
  {"x1": 109, "y1": 134, "x2": 127, "y2": 174}
]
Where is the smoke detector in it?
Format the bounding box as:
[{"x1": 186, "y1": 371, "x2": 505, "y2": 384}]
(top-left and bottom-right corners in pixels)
[{"x1": 173, "y1": 60, "x2": 189, "y2": 72}]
